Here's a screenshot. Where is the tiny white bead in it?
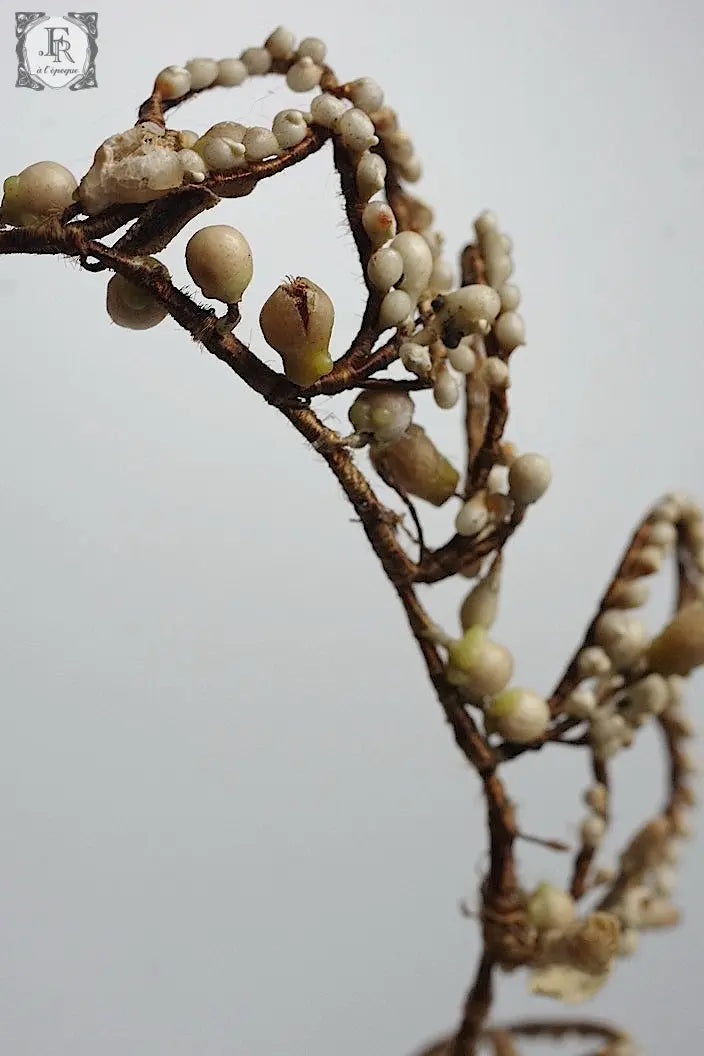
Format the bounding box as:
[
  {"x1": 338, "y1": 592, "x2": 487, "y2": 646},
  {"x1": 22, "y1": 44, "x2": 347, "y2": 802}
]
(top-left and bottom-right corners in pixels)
[
  {"x1": 433, "y1": 367, "x2": 460, "y2": 409},
  {"x1": 378, "y1": 289, "x2": 413, "y2": 329},
  {"x1": 400, "y1": 341, "x2": 432, "y2": 375},
  {"x1": 580, "y1": 813, "x2": 606, "y2": 847},
  {"x1": 271, "y1": 109, "x2": 308, "y2": 149},
  {"x1": 474, "y1": 210, "x2": 499, "y2": 236},
  {"x1": 384, "y1": 130, "x2": 414, "y2": 164},
  {"x1": 498, "y1": 283, "x2": 521, "y2": 311},
  {"x1": 201, "y1": 137, "x2": 246, "y2": 171},
  {"x1": 310, "y1": 92, "x2": 347, "y2": 130},
  {"x1": 362, "y1": 201, "x2": 397, "y2": 247},
  {"x1": 155, "y1": 65, "x2": 191, "y2": 99},
  {"x1": 455, "y1": 495, "x2": 489, "y2": 537},
  {"x1": 240, "y1": 47, "x2": 272, "y2": 75},
  {"x1": 390, "y1": 230, "x2": 433, "y2": 299},
  {"x1": 367, "y1": 246, "x2": 404, "y2": 292},
  {"x1": 429, "y1": 258, "x2": 454, "y2": 294},
  {"x1": 649, "y1": 519, "x2": 677, "y2": 547},
  {"x1": 243, "y1": 127, "x2": 280, "y2": 161},
  {"x1": 185, "y1": 57, "x2": 219, "y2": 90},
  {"x1": 399, "y1": 155, "x2": 422, "y2": 182},
  {"x1": 265, "y1": 26, "x2": 296, "y2": 59},
  {"x1": 494, "y1": 310, "x2": 525, "y2": 352},
  {"x1": 483, "y1": 356, "x2": 510, "y2": 389},
  {"x1": 177, "y1": 149, "x2": 209, "y2": 179},
  {"x1": 508, "y1": 453, "x2": 551, "y2": 505},
  {"x1": 348, "y1": 76, "x2": 384, "y2": 114},
  {"x1": 577, "y1": 645, "x2": 612, "y2": 677},
  {"x1": 337, "y1": 107, "x2": 379, "y2": 153},
  {"x1": 286, "y1": 57, "x2": 322, "y2": 92},
  {"x1": 485, "y1": 252, "x2": 513, "y2": 287},
  {"x1": 355, "y1": 150, "x2": 386, "y2": 201},
  {"x1": 448, "y1": 341, "x2": 476, "y2": 374},
  {"x1": 296, "y1": 37, "x2": 327, "y2": 64},
  {"x1": 215, "y1": 58, "x2": 248, "y2": 86}
]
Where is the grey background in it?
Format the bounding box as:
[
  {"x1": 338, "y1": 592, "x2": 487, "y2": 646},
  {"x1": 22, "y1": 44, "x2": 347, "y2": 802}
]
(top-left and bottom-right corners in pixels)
[{"x1": 0, "y1": 1, "x2": 702, "y2": 1052}]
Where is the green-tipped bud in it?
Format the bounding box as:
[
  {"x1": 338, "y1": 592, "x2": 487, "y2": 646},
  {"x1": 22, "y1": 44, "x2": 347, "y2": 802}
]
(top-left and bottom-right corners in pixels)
[
  {"x1": 446, "y1": 625, "x2": 514, "y2": 698},
  {"x1": 370, "y1": 424, "x2": 459, "y2": 506},
  {"x1": 348, "y1": 390, "x2": 414, "y2": 444},
  {"x1": 526, "y1": 882, "x2": 576, "y2": 932},
  {"x1": 259, "y1": 276, "x2": 334, "y2": 387},
  {"x1": 485, "y1": 687, "x2": 550, "y2": 743},
  {"x1": 648, "y1": 602, "x2": 704, "y2": 676}
]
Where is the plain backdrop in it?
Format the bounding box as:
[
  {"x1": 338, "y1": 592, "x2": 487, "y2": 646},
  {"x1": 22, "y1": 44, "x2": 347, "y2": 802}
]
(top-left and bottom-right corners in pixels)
[{"x1": 0, "y1": 2, "x2": 702, "y2": 1053}]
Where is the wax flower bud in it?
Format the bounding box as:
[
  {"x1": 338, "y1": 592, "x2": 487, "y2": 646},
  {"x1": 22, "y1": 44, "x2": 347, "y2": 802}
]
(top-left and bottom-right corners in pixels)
[
  {"x1": 594, "y1": 610, "x2": 650, "y2": 669},
  {"x1": 370, "y1": 424, "x2": 458, "y2": 506},
  {"x1": 446, "y1": 625, "x2": 514, "y2": 698},
  {"x1": 508, "y1": 453, "x2": 552, "y2": 505},
  {"x1": 185, "y1": 224, "x2": 253, "y2": 304},
  {"x1": 389, "y1": 230, "x2": 433, "y2": 299},
  {"x1": 1, "y1": 161, "x2": 77, "y2": 226},
  {"x1": 259, "y1": 276, "x2": 334, "y2": 387},
  {"x1": 433, "y1": 284, "x2": 501, "y2": 344},
  {"x1": 348, "y1": 390, "x2": 414, "y2": 444},
  {"x1": 460, "y1": 561, "x2": 501, "y2": 630},
  {"x1": 106, "y1": 260, "x2": 169, "y2": 330},
  {"x1": 648, "y1": 602, "x2": 704, "y2": 676},
  {"x1": 485, "y1": 687, "x2": 550, "y2": 742},
  {"x1": 526, "y1": 882, "x2": 576, "y2": 932},
  {"x1": 455, "y1": 493, "x2": 489, "y2": 537}
]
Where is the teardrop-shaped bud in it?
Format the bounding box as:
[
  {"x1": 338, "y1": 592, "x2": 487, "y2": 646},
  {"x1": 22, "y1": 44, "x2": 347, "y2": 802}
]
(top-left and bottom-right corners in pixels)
[{"x1": 369, "y1": 423, "x2": 458, "y2": 506}]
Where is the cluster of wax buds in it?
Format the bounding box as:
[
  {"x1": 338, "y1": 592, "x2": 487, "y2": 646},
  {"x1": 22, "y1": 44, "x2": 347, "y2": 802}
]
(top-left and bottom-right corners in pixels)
[{"x1": 1, "y1": 25, "x2": 701, "y2": 1053}]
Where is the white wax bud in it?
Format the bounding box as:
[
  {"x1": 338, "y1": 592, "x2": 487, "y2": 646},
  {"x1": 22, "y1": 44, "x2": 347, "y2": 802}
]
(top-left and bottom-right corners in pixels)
[
  {"x1": 433, "y1": 367, "x2": 459, "y2": 409},
  {"x1": 378, "y1": 289, "x2": 412, "y2": 329},
  {"x1": 355, "y1": 150, "x2": 386, "y2": 201},
  {"x1": 455, "y1": 494, "x2": 489, "y2": 537},
  {"x1": 494, "y1": 310, "x2": 525, "y2": 352},
  {"x1": 508, "y1": 453, "x2": 551, "y2": 505},
  {"x1": 271, "y1": 110, "x2": 308, "y2": 149},
  {"x1": 367, "y1": 246, "x2": 404, "y2": 292}
]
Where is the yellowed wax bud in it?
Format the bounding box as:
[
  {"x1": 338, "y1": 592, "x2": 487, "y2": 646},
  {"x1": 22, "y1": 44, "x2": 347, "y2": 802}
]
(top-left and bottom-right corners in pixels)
[
  {"x1": 370, "y1": 424, "x2": 459, "y2": 506},
  {"x1": 259, "y1": 276, "x2": 334, "y2": 387},
  {"x1": 1, "y1": 161, "x2": 77, "y2": 226},
  {"x1": 526, "y1": 882, "x2": 576, "y2": 931},
  {"x1": 648, "y1": 601, "x2": 704, "y2": 676},
  {"x1": 446, "y1": 625, "x2": 514, "y2": 698},
  {"x1": 485, "y1": 687, "x2": 550, "y2": 742},
  {"x1": 106, "y1": 260, "x2": 169, "y2": 330},
  {"x1": 185, "y1": 224, "x2": 253, "y2": 303}
]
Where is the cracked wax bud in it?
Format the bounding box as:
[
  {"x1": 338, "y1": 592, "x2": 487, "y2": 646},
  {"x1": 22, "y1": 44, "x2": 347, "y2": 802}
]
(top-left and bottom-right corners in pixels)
[
  {"x1": 185, "y1": 225, "x2": 253, "y2": 304},
  {"x1": 648, "y1": 601, "x2": 704, "y2": 676},
  {"x1": 1, "y1": 161, "x2": 77, "y2": 226},
  {"x1": 106, "y1": 259, "x2": 169, "y2": 330},
  {"x1": 348, "y1": 390, "x2": 413, "y2": 444},
  {"x1": 485, "y1": 687, "x2": 550, "y2": 743},
  {"x1": 446, "y1": 625, "x2": 514, "y2": 698},
  {"x1": 369, "y1": 423, "x2": 458, "y2": 506},
  {"x1": 259, "y1": 276, "x2": 334, "y2": 387},
  {"x1": 526, "y1": 882, "x2": 576, "y2": 932}
]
